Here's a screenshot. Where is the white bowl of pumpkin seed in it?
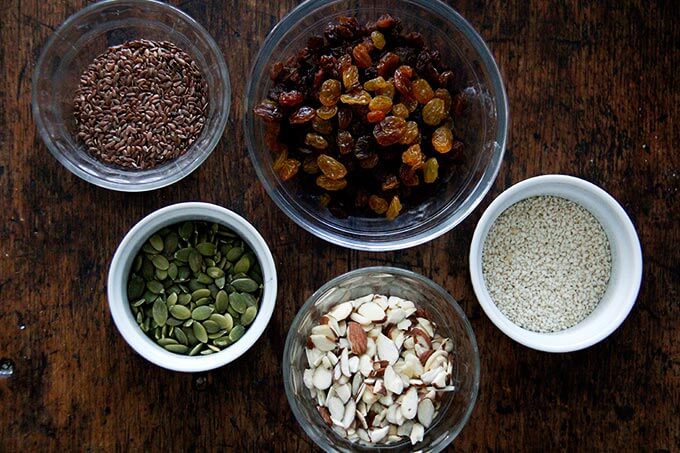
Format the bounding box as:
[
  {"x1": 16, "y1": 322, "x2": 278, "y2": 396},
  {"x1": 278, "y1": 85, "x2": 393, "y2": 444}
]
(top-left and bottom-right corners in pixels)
[{"x1": 108, "y1": 202, "x2": 277, "y2": 372}]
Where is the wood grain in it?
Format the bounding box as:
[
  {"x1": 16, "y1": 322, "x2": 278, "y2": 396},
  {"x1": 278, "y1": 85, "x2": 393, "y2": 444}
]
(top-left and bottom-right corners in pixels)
[{"x1": 0, "y1": 0, "x2": 678, "y2": 451}]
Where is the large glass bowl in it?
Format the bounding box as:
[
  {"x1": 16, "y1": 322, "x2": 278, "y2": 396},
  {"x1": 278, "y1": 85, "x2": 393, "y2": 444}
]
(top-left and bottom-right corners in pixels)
[
  {"x1": 245, "y1": 0, "x2": 508, "y2": 250},
  {"x1": 32, "y1": 0, "x2": 230, "y2": 192},
  {"x1": 283, "y1": 267, "x2": 480, "y2": 452}
]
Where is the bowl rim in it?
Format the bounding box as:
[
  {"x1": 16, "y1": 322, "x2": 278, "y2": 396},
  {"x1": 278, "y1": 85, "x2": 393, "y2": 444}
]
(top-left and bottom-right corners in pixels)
[
  {"x1": 31, "y1": 0, "x2": 231, "y2": 192},
  {"x1": 469, "y1": 174, "x2": 643, "y2": 352},
  {"x1": 107, "y1": 202, "x2": 277, "y2": 372},
  {"x1": 282, "y1": 266, "x2": 480, "y2": 451},
  {"x1": 244, "y1": 0, "x2": 509, "y2": 251}
]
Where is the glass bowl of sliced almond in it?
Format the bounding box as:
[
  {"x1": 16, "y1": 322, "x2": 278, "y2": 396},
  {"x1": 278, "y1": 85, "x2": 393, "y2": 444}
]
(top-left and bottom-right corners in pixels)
[{"x1": 283, "y1": 267, "x2": 480, "y2": 452}]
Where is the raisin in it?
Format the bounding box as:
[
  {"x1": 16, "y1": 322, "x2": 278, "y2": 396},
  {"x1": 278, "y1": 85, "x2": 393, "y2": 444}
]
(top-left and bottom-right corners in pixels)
[
  {"x1": 357, "y1": 152, "x2": 378, "y2": 169},
  {"x1": 316, "y1": 175, "x2": 347, "y2": 191},
  {"x1": 423, "y1": 157, "x2": 439, "y2": 183},
  {"x1": 392, "y1": 103, "x2": 409, "y2": 119},
  {"x1": 337, "y1": 16, "x2": 359, "y2": 31},
  {"x1": 434, "y1": 88, "x2": 452, "y2": 112},
  {"x1": 431, "y1": 126, "x2": 453, "y2": 153},
  {"x1": 340, "y1": 90, "x2": 371, "y2": 105},
  {"x1": 352, "y1": 43, "x2": 372, "y2": 69},
  {"x1": 253, "y1": 100, "x2": 283, "y2": 123},
  {"x1": 303, "y1": 155, "x2": 320, "y2": 174},
  {"x1": 382, "y1": 174, "x2": 400, "y2": 191},
  {"x1": 377, "y1": 52, "x2": 401, "y2": 77},
  {"x1": 402, "y1": 144, "x2": 425, "y2": 168},
  {"x1": 319, "y1": 79, "x2": 342, "y2": 106},
  {"x1": 438, "y1": 70, "x2": 455, "y2": 87},
  {"x1": 289, "y1": 106, "x2": 316, "y2": 124},
  {"x1": 354, "y1": 135, "x2": 372, "y2": 159},
  {"x1": 422, "y1": 98, "x2": 446, "y2": 126},
  {"x1": 373, "y1": 116, "x2": 406, "y2": 146},
  {"x1": 394, "y1": 65, "x2": 414, "y2": 100},
  {"x1": 403, "y1": 31, "x2": 424, "y2": 49},
  {"x1": 342, "y1": 65, "x2": 360, "y2": 90},
  {"x1": 363, "y1": 76, "x2": 388, "y2": 92},
  {"x1": 336, "y1": 130, "x2": 354, "y2": 154},
  {"x1": 317, "y1": 154, "x2": 348, "y2": 180},
  {"x1": 376, "y1": 14, "x2": 397, "y2": 29},
  {"x1": 272, "y1": 147, "x2": 288, "y2": 171},
  {"x1": 377, "y1": 80, "x2": 396, "y2": 98},
  {"x1": 366, "y1": 111, "x2": 385, "y2": 123},
  {"x1": 370, "y1": 31, "x2": 386, "y2": 50},
  {"x1": 305, "y1": 132, "x2": 328, "y2": 149},
  {"x1": 277, "y1": 159, "x2": 300, "y2": 181},
  {"x1": 368, "y1": 195, "x2": 389, "y2": 214},
  {"x1": 399, "y1": 164, "x2": 420, "y2": 187},
  {"x1": 385, "y1": 195, "x2": 402, "y2": 220},
  {"x1": 403, "y1": 97, "x2": 419, "y2": 113},
  {"x1": 312, "y1": 117, "x2": 333, "y2": 135},
  {"x1": 337, "y1": 108, "x2": 353, "y2": 130},
  {"x1": 369, "y1": 95, "x2": 393, "y2": 113},
  {"x1": 399, "y1": 121, "x2": 420, "y2": 145},
  {"x1": 413, "y1": 79, "x2": 434, "y2": 104},
  {"x1": 316, "y1": 105, "x2": 337, "y2": 120}
]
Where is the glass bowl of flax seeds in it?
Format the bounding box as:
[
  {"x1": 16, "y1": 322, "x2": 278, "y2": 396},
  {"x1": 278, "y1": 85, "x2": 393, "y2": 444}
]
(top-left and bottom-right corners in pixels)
[{"x1": 32, "y1": 0, "x2": 230, "y2": 191}]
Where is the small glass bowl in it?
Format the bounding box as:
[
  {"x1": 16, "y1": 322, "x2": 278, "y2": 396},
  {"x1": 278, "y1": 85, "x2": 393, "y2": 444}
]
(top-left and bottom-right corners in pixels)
[
  {"x1": 32, "y1": 0, "x2": 230, "y2": 192},
  {"x1": 283, "y1": 267, "x2": 480, "y2": 452},
  {"x1": 245, "y1": 0, "x2": 508, "y2": 251}
]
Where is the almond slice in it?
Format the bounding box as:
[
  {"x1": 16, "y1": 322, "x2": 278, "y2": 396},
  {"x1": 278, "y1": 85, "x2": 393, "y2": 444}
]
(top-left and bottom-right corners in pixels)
[
  {"x1": 342, "y1": 399, "x2": 356, "y2": 429},
  {"x1": 350, "y1": 312, "x2": 371, "y2": 325},
  {"x1": 310, "y1": 334, "x2": 336, "y2": 352},
  {"x1": 303, "y1": 369, "x2": 314, "y2": 389},
  {"x1": 384, "y1": 365, "x2": 404, "y2": 395},
  {"x1": 328, "y1": 301, "x2": 353, "y2": 321},
  {"x1": 348, "y1": 322, "x2": 368, "y2": 355},
  {"x1": 312, "y1": 324, "x2": 336, "y2": 339},
  {"x1": 417, "y1": 398, "x2": 435, "y2": 428},
  {"x1": 327, "y1": 396, "x2": 345, "y2": 421},
  {"x1": 348, "y1": 355, "x2": 360, "y2": 374},
  {"x1": 409, "y1": 422, "x2": 424, "y2": 445},
  {"x1": 340, "y1": 347, "x2": 350, "y2": 377},
  {"x1": 400, "y1": 387, "x2": 418, "y2": 420},
  {"x1": 313, "y1": 366, "x2": 333, "y2": 390},
  {"x1": 386, "y1": 308, "x2": 406, "y2": 325},
  {"x1": 376, "y1": 333, "x2": 399, "y2": 364},
  {"x1": 336, "y1": 383, "x2": 351, "y2": 404},
  {"x1": 369, "y1": 425, "x2": 389, "y2": 443}
]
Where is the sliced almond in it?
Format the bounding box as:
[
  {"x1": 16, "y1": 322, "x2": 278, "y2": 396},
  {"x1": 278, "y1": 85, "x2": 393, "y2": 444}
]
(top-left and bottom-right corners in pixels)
[
  {"x1": 336, "y1": 383, "x2": 351, "y2": 404},
  {"x1": 359, "y1": 354, "x2": 373, "y2": 377},
  {"x1": 333, "y1": 362, "x2": 342, "y2": 381},
  {"x1": 356, "y1": 410, "x2": 368, "y2": 429},
  {"x1": 357, "y1": 428, "x2": 370, "y2": 442},
  {"x1": 326, "y1": 350, "x2": 339, "y2": 366},
  {"x1": 386, "y1": 308, "x2": 406, "y2": 325},
  {"x1": 303, "y1": 369, "x2": 314, "y2": 389},
  {"x1": 378, "y1": 394, "x2": 394, "y2": 407},
  {"x1": 350, "y1": 312, "x2": 371, "y2": 325},
  {"x1": 313, "y1": 366, "x2": 332, "y2": 390},
  {"x1": 348, "y1": 355, "x2": 360, "y2": 374},
  {"x1": 357, "y1": 302, "x2": 387, "y2": 322},
  {"x1": 409, "y1": 422, "x2": 424, "y2": 445},
  {"x1": 327, "y1": 316, "x2": 342, "y2": 337},
  {"x1": 424, "y1": 350, "x2": 448, "y2": 371},
  {"x1": 417, "y1": 398, "x2": 435, "y2": 428},
  {"x1": 351, "y1": 372, "x2": 363, "y2": 395},
  {"x1": 305, "y1": 347, "x2": 325, "y2": 367},
  {"x1": 388, "y1": 296, "x2": 405, "y2": 307},
  {"x1": 397, "y1": 420, "x2": 413, "y2": 436},
  {"x1": 352, "y1": 294, "x2": 374, "y2": 307},
  {"x1": 327, "y1": 396, "x2": 345, "y2": 421},
  {"x1": 311, "y1": 324, "x2": 336, "y2": 339},
  {"x1": 328, "y1": 301, "x2": 353, "y2": 321},
  {"x1": 400, "y1": 387, "x2": 418, "y2": 420},
  {"x1": 384, "y1": 365, "x2": 404, "y2": 395},
  {"x1": 376, "y1": 333, "x2": 399, "y2": 364},
  {"x1": 372, "y1": 294, "x2": 389, "y2": 309},
  {"x1": 369, "y1": 425, "x2": 389, "y2": 443},
  {"x1": 420, "y1": 367, "x2": 441, "y2": 385},
  {"x1": 347, "y1": 322, "x2": 368, "y2": 355},
  {"x1": 310, "y1": 334, "x2": 336, "y2": 352},
  {"x1": 432, "y1": 368, "x2": 448, "y2": 388},
  {"x1": 337, "y1": 320, "x2": 347, "y2": 337},
  {"x1": 342, "y1": 399, "x2": 356, "y2": 428},
  {"x1": 340, "y1": 347, "x2": 350, "y2": 377}
]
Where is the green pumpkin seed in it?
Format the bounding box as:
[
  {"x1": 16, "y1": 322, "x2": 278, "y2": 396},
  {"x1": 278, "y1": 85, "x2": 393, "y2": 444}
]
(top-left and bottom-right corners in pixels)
[
  {"x1": 183, "y1": 327, "x2": 198, "y2": 345},
  {"x1": 210, "y1": 313, "x2": 233, "y2": 331},
  {"x1": 241, "y1": 305, "x2": 258, "y2": 326},
  {"x1": 155, "y1": 268, "x2": 168, "y2": 281},
  {"x1": 233, "y1": 255, "x2": 250, "y2": 274},
  {"x1": 207, "y1": 329, "x2": 227, "y2": 340},
  {"x1": 147, "y1": 280, "x2": 164, "y2": 294},
  {"x1": 191, "y1": 288, "x2": 211, "y2": 301},
  {"x1": 179, "y1": 222, "x2": 193, "y2": 241},
  {"x1": 136, "y1": 311, "x2": 144, "y2": 324},
  {"x1": 169, "y1": 305, "x2": 191, "y2": 320},
  {"x1": 151, "y1": 255, "x2": 170, "y2": 271},
  {"x1": 192, "y1": 305, "x2": 213, "y2": 321},
  {"x1": 193, "y1": 322, "x2": 208, "y2": 343},
  {"x1": 242, "y1": 293, "x2": 259, "y2": 307},
  {"x1": 152, "y1": 299, "x2": 168, "y2": 326},
  {"x1": 183, "y1": 318, "x2": 194, "y2": 327},
  {"x1": 213, "y1": 337, "x2": 231, "y2": 348},
  {"x1": 166, "y1": 317, "x2": 183, "y2": 327},
  {"x1": 229, "y1": 292, "x2": 248, "y2": 314},
  {"x1": 165, "y1": 344, "x2": 189, "y2": 354},
  {"x1": 165, "y1": 232, "x2": 179, "y2": 254},
  {"x1": 132, "y1": 298, "x2": 146, "y2": 308},
  {"x1": 207, "y1": 344, "x2": 221, "y2": 353},
  {"x1": 133, "y1": 255, "x2": 143, "y2": 272},
  {"x1": 127, "y1": 275, "x2": 145, "y2": 299},
  {"x1": 177, "y1": 293, "x2": 192, "y2": 305},
  {"x1": 202, "y1": 319, "x2": 221, "y2": 334},
  {"x1": 227, "y1": 305, "x2": 240, "y2": 319},
  {"x1": 195, "y1": 297, "x2": 211, "y2": 307},
  {"x1": 141, "y1": 259, "x2": 155, "y2": 280},
  {"x1": 200, "y1": 349, "x2": 214, "y2": 355},
  {"x1": 188, "y1": 343, "x2": 203, "y2": 356},
  {"x1": 232, "y1": 278, "x2": 259, "y2": 293},
  {"x1": 196, "y1": 242, "x2": 216, "y2": 256},
  {"x1": 189, "y1": 250, "x2": 203, "y2": 273},
  {"x1": 188, "y1": 279, "x2": 206, "y2": 292},
  {"x1": 215, "y1": 290, "x2": 229, "y2": 313},
  {"x1": 149, "y1": 234, "x2": 164, "y2": 252},
  {"x1": 228, "y1": 325, "x2": 246, "y2": 342},
  {"x1": 157, "y1": 337, "x2": 178, "y2": 346},
  {"x1": 226, "y1": 247, "x2": 243, "y2": 262},
  {"x1": 174, "y1": 328, "x2": 189, "y2": 345},
  {"x1": 174, "y1": 248, "x2": 192, "y2": 263},
  {"x1": 214, "y1": 276, "x2": 226, "y2": 289},
  {"x1": 142, "y1": 242, "x2": 159, "y2": 255},
  {"x1": 166, "y1": 293, "x2": 178, "y2": 307},
  {"x1": 196, "y1": 272, "x2": 213, "y2": 285},
  {"x1": 206, "y1": 267, "x2": 225, "y2": 279},
  {"x1": 167, "y1": 263, "x2": 178, "y2": 281}
]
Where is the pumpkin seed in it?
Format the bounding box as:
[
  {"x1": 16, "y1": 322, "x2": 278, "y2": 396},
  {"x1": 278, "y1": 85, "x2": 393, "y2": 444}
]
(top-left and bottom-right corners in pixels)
[
  {"x1": 241, "y1": 305, "x2": 258, "y2": 326},
  {"x1": 128, "y1": 275, "x2": 145, "y2": 299},
  {"x1": 210, "y1": 313, "x2": 233, "y2": 331},
  {"x1": 166, "y1": 317, "x2": 183, "y2": 327},
  {"x1": 151, "y1": 255, "x2": 170, "y2": 270},
  {"x1": 174, "y1": 248, "x2": 192, "y2": 263},
  {"x1": 157, "y1": 337, "x2": 178, "y2": 346},
  {"x1": 192, "y1": 306, "x2": 214, "y2": 321},
  {"x1": 207, "y1": 267, "x2": 224, "y2": 279},
  {"x1": 133, "y1": 255, "x2": 143, "y2": 272},
  {"x1": 229, "y1": 293, "x2": 248, "y2": 314},
  {"x1": 193, "y1": 322, "x2": 208, "y2": 343},
  {"x1": 214, "y1": 276, "x2": 226, "y2": 289},
  {"x1": 194, "y1": 297, "x2": 211, "y2": 307},
  {"x1": 196, "y1": 272, "x2": 213, "y2": 284},
  {"x1": 226, "y1": 247, "x2": 243, "y2": 262},
  {"x1": 213, "y1": 337, "x2": 231, "y2": 348},
  {"x1": 188, "y1": 250, "x2": 203, "y2": 273},
  {"x1": 215, "y1": 290, "x2": 229, "y2": 313},
  {"x1": 165, "y1": 232, "x2": 179, "y2": 254},
  {"x1": 166, "y1": 293, "x2": 178, "y2": 307},
  {"x1": 196, "y1": 242, "x2": 216, "y2": 256},
  {"x1": 179, "y1": 222, "x2": 193, "y2": 241},
  {"x1": 177, "y1": 293, "x2": 192, "y2": 305},
  {"x1": 232, "y1": 278, "x2": 259, "y2": 293},
  {"x1": 132, "y1": 298, "x2": 146, "y2": 308},
  {"x1": 174, "y1": 328, "x2": 189, "y2": 346},
  {"x1": 188, "y1": 343, "x2": 203, "y2": 356},
  {"x1": 169, "y1": 305, "x2": 191, "y2": 320},
  {"x1": 183, "y1": 318, "x2": 194, "y2": 327},
  {"x1": 136, "y1": 311, "x2": 144, "y2": 324},
  {"x1": 207, "y1": 329, "x2": 227, "y2": 340},
  {"x1": 155, "y1": 268, "x2": 168, "y2": 281},
  {"x1": 200, "y1": 349, "x2": 214, "y2": 355},
  {"x1": 191, "y1": 288, "x2": 211, "y2": 301},
  {"x1": 149, "y1": 234, "x2": 164, "y2": 252},
  {"x1": 152, "y1": 299, "x2": 168, "y2": 326},
  {"x1": 242, "y1": 293, "x2": 258, "y2": 307},
  {"x1": 202, "y1": 319, "x2": 221, "y2": 334},
  {"x1": 229, "y1": 325, "x2": 245, "y2": 342},
  {"x1": 233, "y1": 255, "x2": 250, "y2": 274},
  {"x1": 147, "y1": 280, "x2": 164, "y2": 294},
  {"x1": 207, "y1": 344, "x2": 221, "y2": 353},
  {"x1": 165, "y1": 344, "x2": 189, "y2": 354}
]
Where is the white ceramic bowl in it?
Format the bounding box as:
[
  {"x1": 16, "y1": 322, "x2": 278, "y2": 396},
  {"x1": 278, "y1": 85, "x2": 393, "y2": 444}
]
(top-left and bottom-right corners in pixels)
[
  {"x1": 108, "y1": 202, "x2": 277, "y2": 372},
  {"x1": 469, "y1": 174, "x2": 642, "y2": 352}
]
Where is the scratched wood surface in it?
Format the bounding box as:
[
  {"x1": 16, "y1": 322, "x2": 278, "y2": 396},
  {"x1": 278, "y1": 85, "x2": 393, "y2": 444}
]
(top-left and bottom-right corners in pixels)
[{"x1": 0, "y1": 0, "x2": 678, "y2": 451}]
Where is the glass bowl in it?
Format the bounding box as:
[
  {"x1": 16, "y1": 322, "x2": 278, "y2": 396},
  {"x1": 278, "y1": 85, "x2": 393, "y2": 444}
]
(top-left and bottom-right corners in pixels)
[
  {"x1": 32, "y1": 0, "x2": 230, "y2": 192},
  {"x1": 245, "y1": 0, "x2": 508, "y2": 251},
  {"x1": 282, "y1": 267, "x2": 480, "y2": 452}
]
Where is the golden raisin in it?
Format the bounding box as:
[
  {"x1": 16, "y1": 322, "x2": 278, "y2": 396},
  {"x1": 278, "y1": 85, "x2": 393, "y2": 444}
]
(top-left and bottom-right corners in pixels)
[
  {"x1": 399, "y1": 164, "x2": 420, "y2": 187},
  {"x1": 413, "y1": 79, "x2": 434, "y2": 104},
  {"x1": 377, "y1": 80, "x2": 396, "y2": 98},
  {"x1": 316, "y1": 105, "x2": 337, "y2": 120},
  {"x1": 366, "y1": 110, "x2": 386, "y2": 123},
  {"x1": 352, "y1": 43, "x2": 372, "y2": 68},
  {"x1": 381, "y1": 174, "x2": 400, "y2": 191},
  {"x1": 316, "y1": 175, "x2": 347, "y2": 191},
  {"x1": 305, "y1": 132, "x2": 328, "y2": 149},
  {"x1": 368, "y1": 195, "x2": 389, "y2": 214},
  {"x1": 317, "y1": 154, "x2": 348, "y2": 180},
  {"x1": 312, "y1": 117, "x2": 333, "y2": 135},
  {"x1": 399, "y1": 121, "x2": 420, "y2": 145},
  {"x1": 342, "y1": 65, "x2": 360, "y2": 90},
  {"x1": 403, "y1": 97, "x2": 419, "y2": 113},
  {"x1": 423, "y1": 157, "x2": 439, "y2": 183},
  {"x1": 392, "y1": 103, "x2": 409, "y2": 119},
  {"x1": 434, "y1": 88, "x2": 452, "y2": 112},
  {"x1": 363, "y1": 76, "x2": 388, "y2": 92},
  {"x1": 337, "y1": 108, "x2": 352, "y2": 129},
  {"x1": 402, "y1": 144, "x2": 425, "y2": 168},
  {"x1": 370, "y1": 31, "x2": 386, "y2": 50},
  {"x1": 272, "y1": 147, "x2": 288, "y2": 171},
  {"x1": 385, "y1": 195, "x2": 402, "y2": 220},
  {"x1": 277, "y1": 159, "x2": 300, "y2": 181},
  {"x1": 422, "y1": 98, "x2": 446, "y2": 126},
  {"x1": 369, "y1": 95, "x2": 393, "y2": 113},
  {"x1": 340, "y1": 90, "x2": 371, "y2": 105},
  {"x1": 358, "y1": 152, "x2": 379, "y2": 169},
  {"x1": 431, "y1": 126, "x2": 453, "y2": 153},
  {"x1": 302, "y1": 155, "x2": 320, "y2": 174},
  {"x1": 319, "y1": 79, "x2": 341, "y2": 106},
  {"x1": 289, "y1": 106, "x2": 316, "y2": 124},
  {"x1": 373, "y1": 116, "x2": 407, "y2": 146},
  {"x1": 377, "y1": 52, "x2": 400, "y2": 77}
]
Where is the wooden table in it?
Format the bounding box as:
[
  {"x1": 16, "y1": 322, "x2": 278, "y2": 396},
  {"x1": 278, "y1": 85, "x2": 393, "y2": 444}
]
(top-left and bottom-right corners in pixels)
[{"x1": 1, "y1": 0, "x2": 678, "y2": 451}]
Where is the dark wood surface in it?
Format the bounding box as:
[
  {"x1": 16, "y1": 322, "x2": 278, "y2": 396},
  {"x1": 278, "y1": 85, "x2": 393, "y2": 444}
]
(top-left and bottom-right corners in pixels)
[{"x1": 1, "y1": 0, "x2": 678, "y2": 451}]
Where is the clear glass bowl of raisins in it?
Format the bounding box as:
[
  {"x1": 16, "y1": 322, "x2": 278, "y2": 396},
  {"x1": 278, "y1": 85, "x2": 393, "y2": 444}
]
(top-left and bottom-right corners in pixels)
[{"x1": 245, "y1": 0, "x2": 508, "y2": 251}]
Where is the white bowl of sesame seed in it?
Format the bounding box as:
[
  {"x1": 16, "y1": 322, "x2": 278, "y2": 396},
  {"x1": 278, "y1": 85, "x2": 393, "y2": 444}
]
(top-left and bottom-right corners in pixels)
[{"x1": 469, "y1": 174, "x2": 643, "y2": 352}]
